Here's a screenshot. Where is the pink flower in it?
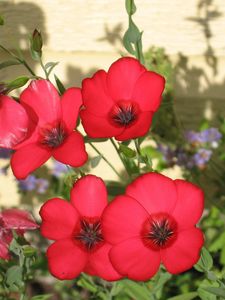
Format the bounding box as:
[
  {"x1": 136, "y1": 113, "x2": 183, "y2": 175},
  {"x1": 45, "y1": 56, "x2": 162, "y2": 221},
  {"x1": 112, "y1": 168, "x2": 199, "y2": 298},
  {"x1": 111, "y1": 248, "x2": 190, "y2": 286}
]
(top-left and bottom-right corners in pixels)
[
  {"x1": 11, "y1": 80, "x2": 88, "y2": 179},
  {"x1": 40, "y1": 175, "x2": 121, "y2": 281},
  {"x1": 0, "y1": 95, "x2": 29, "y2": 149},
  {"x1": 80, "y1": 57, "x2": 165, "y2": 141},
  {"x1": 0, "y1": 209, "x2": 38, "y2": 260},
  {"x1": 102, "y1": 173, "x2": 204, "y2": 281}
]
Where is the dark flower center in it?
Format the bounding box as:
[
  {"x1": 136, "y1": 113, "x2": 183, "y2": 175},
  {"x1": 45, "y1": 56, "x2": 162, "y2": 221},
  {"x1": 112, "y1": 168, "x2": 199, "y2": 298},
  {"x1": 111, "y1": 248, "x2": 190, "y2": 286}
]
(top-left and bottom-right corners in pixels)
[
  {"x1": 41, "y1": 123, "x2": 66, "y2": 148},
  {"x1": 142, "y1": 214, "x2": 177, "y2": 250},
  {"x1": 75, "y1": 219, "x2": 103, "y2": 251},
  {"x1": 110, "y1": 101, "x2": 138, "y2": 127}
]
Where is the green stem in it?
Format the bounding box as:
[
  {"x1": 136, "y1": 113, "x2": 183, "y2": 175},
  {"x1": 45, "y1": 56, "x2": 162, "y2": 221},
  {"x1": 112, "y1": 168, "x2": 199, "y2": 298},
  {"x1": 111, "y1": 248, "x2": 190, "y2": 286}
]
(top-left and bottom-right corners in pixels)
[
  {"x1": 22, "y1": 60, "x2": 36, "y2": 76},
  {"x1": 0, "y1": 44, "x2": 36, "y2": 77},
  {"x1": 89, "y1": 142, "x2": 122, "y2": 179},
  {"x1": 134, "y1": 139, "x2": 141, "y2": 168},
  {"x1": 110, "y1": 138, "x2": 131, "y2": 177},
  {"x1": 40, "y1": 57, "x2": 49, "y2": 79}
]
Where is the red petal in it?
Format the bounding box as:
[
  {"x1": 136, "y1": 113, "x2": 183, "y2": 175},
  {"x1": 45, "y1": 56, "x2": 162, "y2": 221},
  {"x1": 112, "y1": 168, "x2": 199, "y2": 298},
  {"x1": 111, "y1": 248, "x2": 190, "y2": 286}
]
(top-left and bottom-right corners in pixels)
[
  {"x1": 132, "y1": 71, "x2": 165, "y2": 112},
  {"x1": 80, "y1": 110, "x2": 123, "y2": 138},
  {"x1": 20, "y1": 80, "x2": 61, "y2": 125},
  {"x1": 40, "y1": 198, "x2": 79, "y2": 240},
  {"x1": 0, "y1": 95, "x2": 29, "y2": 148},
  {"x1": 71, "y1": 175, "x2": 108, "y2": 218},
  {"x1": 107, "y1": 57, "x2": 146, "y2": 100},
  {"x1": 126, "y1": 173, "x2": 177, "y2": 215},
  {"x1": 0, "y1": 241, "x2": 10, "y2": 260},
  {"x1": 86, "y1": 243, "x2": 122, "y2": 281},
  {"x1": 11, "y1": 144, "x2": 51, "y2": 179},
  {"x1": 109, "y1": 238, "x2": 160, "y2": 281},
  {"x1": 82, "y1": 70, "x2": 114, "y2": 116},
  {"x1": 52, "y1": 131, "x2": 87, "y2": 167},
  {"x1": 61, "y1": 87, "x2": 82, "y2": 131},
  {"x1": 161, "y1": 227, "x2": 204, "y2": 274},
  {"x1": 115, "y1": 111, "x2": 153, "y2": 141},
  {"x1": 102, "y1": 195, "x2": 149, "y2": 244},
  {"x1": 2, "y1": 209, "x2": 38, "y2": 230},
  {"x1": 172, "y1": 180, "x2": 204, "y2": 230},
  {"x1": 47, "y1": 239, "x2": 87, "y2": 280}
]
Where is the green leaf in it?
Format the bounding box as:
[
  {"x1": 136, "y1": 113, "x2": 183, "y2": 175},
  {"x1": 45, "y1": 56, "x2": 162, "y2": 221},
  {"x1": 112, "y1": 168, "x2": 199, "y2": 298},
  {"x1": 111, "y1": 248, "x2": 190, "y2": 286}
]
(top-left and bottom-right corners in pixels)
[
  {"x1": 77, "y1": 275, "x2": 98, "y2": 293},
  {"x1": 0, "y1": 60, "x2": 21, "y2": 70},
  {"x1": 45, "y1": 61, "x2": 59, "y2": 76},
  {"x1": 90, "y1": 155, "x2": 102, "y2": 168},
  {"x1": 204, "y1": 287, "x2": 225, "y2": 298},
  {"x1": 209, "y1": 231, "x2": 225, "y2": 252},
  {"x1": 30, "y1": 48, "x2": 41, "y2": 61},
  {"x1": 0, "y1": 15, "x2": 4, "y2": 25},
  {"x1": 194, "y1": 247, "x2": 213, "y2": 272},
  {"x1": 54, "y1": 74, "x2": 66, "y2": 95},
  {"x1": 125, "y1": 0, "x2": 136, "y2": 15},
  {"x1": 119, "y1": 280, "x2": 151, "y2": 300},
  {"x1": 84, "y1": 136, "x2": 108, "y2": 143},
  {"x1": 167, "y1": 292, "x2": 198, "y2": 300},
  {"x1": 22, "y1": 245, "x2": 37, "y2": 257},
  {"x1": 126, "y1": 18, "x2": 141, "y2": 43},
  {"x1": 220, "y1": 245, "x2": 225, "y2": 265},
  {"x1": 7, "y1": 76, "x2": 29, "y2": 92},
  {"x1": 119, "y1": 144, "x2": 136, "y2": 158},
  {"x1": 106, "y1": 181, "x2": 125, "y2": 197},
  {"x1": 6, "y1": 266, "x2": 23, "y2": 291},
  {"x1": 31, "y1": 295, "x2": 52, "y2": 300}
]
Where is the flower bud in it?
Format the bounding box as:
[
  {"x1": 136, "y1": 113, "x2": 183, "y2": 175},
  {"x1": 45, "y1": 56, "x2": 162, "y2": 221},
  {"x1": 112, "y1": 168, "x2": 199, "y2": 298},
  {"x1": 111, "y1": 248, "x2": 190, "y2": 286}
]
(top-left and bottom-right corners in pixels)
[{"x1": 31, "y1": 29, "x2": 43, "y2": 53}]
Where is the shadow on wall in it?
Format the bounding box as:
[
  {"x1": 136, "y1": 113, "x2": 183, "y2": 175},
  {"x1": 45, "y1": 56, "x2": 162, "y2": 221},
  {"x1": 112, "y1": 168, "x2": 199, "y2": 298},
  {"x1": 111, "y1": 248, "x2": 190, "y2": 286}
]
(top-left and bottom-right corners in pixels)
[
  {"x1": 0, "y1": 1, "x2": 47, "y2": 81},
  {"x1": 175, "y1": 0, "x2": 225, "y2": 127}
]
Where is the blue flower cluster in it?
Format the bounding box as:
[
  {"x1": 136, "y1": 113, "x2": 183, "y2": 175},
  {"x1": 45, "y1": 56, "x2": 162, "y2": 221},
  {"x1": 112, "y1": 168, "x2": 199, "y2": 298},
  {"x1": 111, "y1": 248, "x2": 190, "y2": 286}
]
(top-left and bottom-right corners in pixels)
[
  {"x1": 18, "y1": 175, "x2": 49, "y2": 194},
  {"x1": 158, "y1": 128, "x2": 222, "y2": 170}
]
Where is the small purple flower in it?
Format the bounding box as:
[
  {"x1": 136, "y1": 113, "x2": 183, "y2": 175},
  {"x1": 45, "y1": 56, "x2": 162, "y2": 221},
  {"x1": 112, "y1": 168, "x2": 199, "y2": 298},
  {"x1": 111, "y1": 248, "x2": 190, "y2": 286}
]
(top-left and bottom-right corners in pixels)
[
  {"x1": 36, "y1": 178, "x2": 49, "y2": 194},
  {"x1": 18, "y1": 175, "x2": 37, "y2": 192},
  {"x1": 185, "y1": 131, "x2": 205, "y2": 144},
  {"x1": 18, "y1": 176, "x2": 49, "y2": 194},
  {"x1": 0, "y1": 148, "x2": 12, "y2": 159},
  {"x1": 175, "y1": 149, "x2": 194, "y2": 169},
  {"x1": 0, "y1": 166, "x2": 8, "y2": 176},
  {"x1": 157, "y1": 144, "x2": 176, "y2": 166},
  {"x1": 201, "y1": 128, "x2": 222, "y2": 147},
  {"x1": 193, "y1": 148, "x2": 212, "y2": 169},
  {"x1": 51, "y1": 161, "x2": 68, "y2": 178}
]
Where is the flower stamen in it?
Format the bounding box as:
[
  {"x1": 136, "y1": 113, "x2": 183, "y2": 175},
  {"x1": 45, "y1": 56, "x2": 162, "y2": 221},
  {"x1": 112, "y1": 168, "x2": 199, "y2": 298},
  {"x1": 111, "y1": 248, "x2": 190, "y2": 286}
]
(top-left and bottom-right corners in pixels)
[
  {"x1": 75, "y1": 219, "x2": 103, "y2": 251},
  {"x1": 142, "y1": 214, "x2": 177, "y2": 250},
  {"x1": 41, "y1": 123, "x2": 66, "y2": 148},
  {"x1": 110, "y1": 101, "x2": 139, "y2": 127}
]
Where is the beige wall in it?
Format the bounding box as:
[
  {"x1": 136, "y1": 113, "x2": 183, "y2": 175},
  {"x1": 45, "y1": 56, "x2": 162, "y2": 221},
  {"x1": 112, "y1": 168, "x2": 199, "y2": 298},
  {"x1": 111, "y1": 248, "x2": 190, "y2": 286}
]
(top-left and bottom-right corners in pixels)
[{"x1": 0, "y1": 0, "x2": 224, "y2": 207}]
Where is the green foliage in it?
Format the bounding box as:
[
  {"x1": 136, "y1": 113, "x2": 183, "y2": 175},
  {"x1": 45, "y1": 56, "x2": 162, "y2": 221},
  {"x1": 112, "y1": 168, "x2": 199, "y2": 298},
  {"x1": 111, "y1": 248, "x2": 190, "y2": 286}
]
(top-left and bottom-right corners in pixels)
[
  {"x1": 54, "y1": 74, "x2": 66, "y2": 95},
  {"x1": 123, "y1": 0, "x2": 145, "y2": 63},
  {"x1": 90, "y1": 155, "x2": 102, "y2": 168},
  {"x1": 0, "y1": 15, "x2": 4, "y2": 25},
  {"x1": 119, "y1": 144, "x2": 136, "y2": 158},
  {"x1": 30, "y1": 29, "x2": 43, "y2": 60},
  {"x1": 0, "y1": 60, "x2": 21, "y2": 70},
  {"x1": 144, "y1": 46, "x2": 174, "y2": 94},
  {"x1": 6, "y1": 76, "x2": 29, "y2": 92},
  {"x1": 195, "y1": 247, "x2": 213, "y2": 273}
]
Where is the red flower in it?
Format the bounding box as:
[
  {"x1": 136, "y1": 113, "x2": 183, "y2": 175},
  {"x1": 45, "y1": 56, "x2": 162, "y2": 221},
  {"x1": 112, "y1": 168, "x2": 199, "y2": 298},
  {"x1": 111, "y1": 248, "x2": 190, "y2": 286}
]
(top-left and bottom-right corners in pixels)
[
  {"x1": 11, "y1": 80, "x2": 88, "y2": 179},
  {"x1": 80, "y1": 57, "x2": 165, "y2": 141},
  {"x1": 0, "y1": 209, "x2": 38, "y2": 260},
  {"x1": 102, "y1": 173, "x2": 204, "y2": 281},
  {"x1": 0, "y1": 95, "x2": 29, "y2": 149},
  {"x1": 40, "y1": 175, "x2": 121, "y2": 281}
]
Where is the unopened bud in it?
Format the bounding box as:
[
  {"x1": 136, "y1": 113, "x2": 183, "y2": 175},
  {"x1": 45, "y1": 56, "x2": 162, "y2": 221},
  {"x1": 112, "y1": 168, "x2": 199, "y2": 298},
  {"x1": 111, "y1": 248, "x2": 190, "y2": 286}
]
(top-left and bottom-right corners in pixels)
[{"x1": 31, "y1": 29, "x2": 43, "y2": 53}]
